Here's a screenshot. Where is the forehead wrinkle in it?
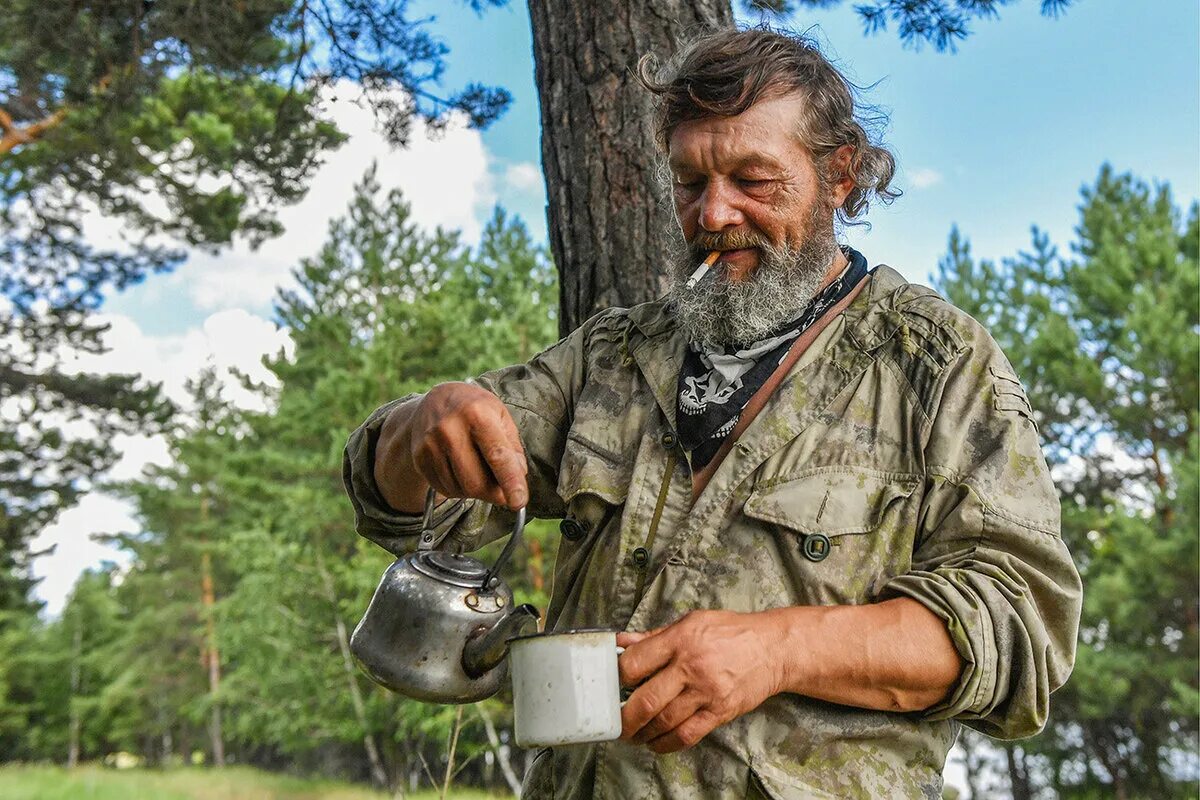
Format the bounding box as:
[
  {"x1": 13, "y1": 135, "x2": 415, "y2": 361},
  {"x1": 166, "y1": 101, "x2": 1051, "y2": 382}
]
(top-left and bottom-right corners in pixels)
[{"x1": 669, "y1": 124, "x2": 803, "y2": 177}]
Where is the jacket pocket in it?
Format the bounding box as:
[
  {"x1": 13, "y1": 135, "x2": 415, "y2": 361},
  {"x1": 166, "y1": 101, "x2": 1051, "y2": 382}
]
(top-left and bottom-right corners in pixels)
[
  {"x1": 557, "y1": 432, "x2": 633, "y2": 507},
  {"x1": 742, "y1": 468, "x2": 921, "y2": 604},
  {"x1": 748, "y1": 757, "x2": 840, "y2": 800},
  {"x1": 745, "y1": 467, "x2": 919, "y2": 537},
  {"x1": 545, "y1": 435, "x2": 633, "y2": 628}
]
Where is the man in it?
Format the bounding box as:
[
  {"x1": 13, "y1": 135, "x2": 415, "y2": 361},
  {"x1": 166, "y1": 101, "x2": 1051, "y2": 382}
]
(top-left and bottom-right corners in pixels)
[{"x1": 343, "y1": 27, "x2": 1082, "y2": 799}]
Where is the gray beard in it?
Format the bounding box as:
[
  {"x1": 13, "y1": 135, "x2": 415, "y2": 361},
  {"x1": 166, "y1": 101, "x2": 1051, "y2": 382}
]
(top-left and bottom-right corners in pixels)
[{"x1": 666, "y1": 219, "x2": 840, "y2": 348}]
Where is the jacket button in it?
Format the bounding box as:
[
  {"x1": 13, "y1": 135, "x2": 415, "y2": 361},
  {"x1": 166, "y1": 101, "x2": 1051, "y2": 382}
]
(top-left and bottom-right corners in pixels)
[
  {"x1": 631, "y1": 546, "x2": 650, "y2": 568},
  {"x1": 802, "y1": 534, "x2": 831, "y2": 562},
  {"x1": 559, "y1": 517, "x2": 589, "y2": 542},
  {"x1": 660, "y1": 431, "x2": 677, "y2": 449}
]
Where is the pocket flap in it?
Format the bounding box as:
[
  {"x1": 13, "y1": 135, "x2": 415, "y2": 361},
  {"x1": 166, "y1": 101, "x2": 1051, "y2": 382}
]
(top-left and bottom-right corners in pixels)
[
  {"x1": 749, "y1": 757, "x2": 839, "y2": 800},
  {"x1": 744, "y1": 469, "x2": 919, "y2": 536},
  {"x1": 557, "y1": 433, "x2": 633, "y2": 505}
]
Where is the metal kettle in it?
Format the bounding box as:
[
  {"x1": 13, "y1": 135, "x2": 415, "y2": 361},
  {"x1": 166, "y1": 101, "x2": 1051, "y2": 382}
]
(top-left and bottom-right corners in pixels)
[{"x1": 350, "y1": 488, "x2": 540, "y2": 704}]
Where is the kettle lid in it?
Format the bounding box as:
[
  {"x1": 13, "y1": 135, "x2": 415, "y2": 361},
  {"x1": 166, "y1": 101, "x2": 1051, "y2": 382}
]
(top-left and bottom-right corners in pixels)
[{"x1": 411, "y1": 551, "x2": 490, "y2": 588}]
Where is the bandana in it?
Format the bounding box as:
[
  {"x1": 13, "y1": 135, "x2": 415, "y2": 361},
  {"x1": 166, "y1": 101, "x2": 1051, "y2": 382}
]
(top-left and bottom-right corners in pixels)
[{"x1": 675, "y1": 246, "x2": 869, "y2": 470}]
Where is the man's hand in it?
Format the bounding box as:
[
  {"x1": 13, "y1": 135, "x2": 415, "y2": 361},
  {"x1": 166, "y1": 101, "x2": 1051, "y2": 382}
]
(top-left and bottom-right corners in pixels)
[
  {"x1": 616, "y1": 610, "x2": 784, "y2": 754},
  {"x1": 375, "y1": 382, "x2": 528, "y2": 513},
  {"x1": 616, "y1": 600, "x2": 963, "y2": 755}
]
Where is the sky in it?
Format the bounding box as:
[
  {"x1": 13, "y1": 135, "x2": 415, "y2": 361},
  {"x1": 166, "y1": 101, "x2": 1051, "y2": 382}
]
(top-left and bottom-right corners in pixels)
[{"x1": 34, "y1": 0, "x2": 1199, "y2": 615}]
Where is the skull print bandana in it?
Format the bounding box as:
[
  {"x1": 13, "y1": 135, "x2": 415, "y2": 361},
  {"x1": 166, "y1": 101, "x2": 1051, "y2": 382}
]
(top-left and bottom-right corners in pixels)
[{"x1": 676, "y1": 247, "x2": 869, "y2": 470}]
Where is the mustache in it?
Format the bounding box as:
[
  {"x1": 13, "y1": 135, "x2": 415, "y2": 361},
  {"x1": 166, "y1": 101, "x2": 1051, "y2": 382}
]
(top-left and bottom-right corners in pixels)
[{"x1": 689, "y1": 229, "x2": 772, "y2": 257}]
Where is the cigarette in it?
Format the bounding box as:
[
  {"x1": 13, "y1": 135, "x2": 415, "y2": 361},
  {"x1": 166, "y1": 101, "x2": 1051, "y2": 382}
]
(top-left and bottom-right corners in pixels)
[{"x1": 685, "y1": 250, "x2": 721, "y2": 289}]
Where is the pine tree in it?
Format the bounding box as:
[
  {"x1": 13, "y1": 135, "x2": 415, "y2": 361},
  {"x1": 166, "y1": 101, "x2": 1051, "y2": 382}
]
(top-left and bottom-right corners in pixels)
[{"x1": 935, "y1": 165, "x2": 1199, "y2": 798}]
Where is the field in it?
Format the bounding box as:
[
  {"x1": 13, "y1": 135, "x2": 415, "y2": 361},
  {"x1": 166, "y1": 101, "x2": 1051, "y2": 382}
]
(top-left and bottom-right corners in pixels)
[{"x1": 0, "y1": 765, "x2": 510, "y2": 800}]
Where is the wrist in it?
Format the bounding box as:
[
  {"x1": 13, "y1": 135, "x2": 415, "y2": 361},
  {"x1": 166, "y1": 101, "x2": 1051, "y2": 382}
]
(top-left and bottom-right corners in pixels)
[
  {"x1": 374, "y1": 396, "x2": 428, "y2": 513},
  {"x1": 759, "y1": 606, "x2": 825, "y2": 697}
]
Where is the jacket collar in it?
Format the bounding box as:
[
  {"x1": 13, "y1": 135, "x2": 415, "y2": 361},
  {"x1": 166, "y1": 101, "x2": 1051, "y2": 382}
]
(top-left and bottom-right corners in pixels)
[{"x1": 619, "y1": 263, "x2": 916, "y2": 433}]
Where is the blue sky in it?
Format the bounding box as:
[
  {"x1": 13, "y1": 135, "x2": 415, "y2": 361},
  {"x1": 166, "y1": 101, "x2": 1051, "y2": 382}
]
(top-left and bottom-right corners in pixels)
[{"x1": 415, "y1": 0, "x2": 1199, "y2": 273}]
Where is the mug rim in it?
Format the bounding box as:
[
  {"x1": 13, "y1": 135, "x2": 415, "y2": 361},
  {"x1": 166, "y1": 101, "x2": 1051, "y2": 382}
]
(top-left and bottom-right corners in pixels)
[{"x1": 507, "y1": 626, "x2": 617, "y2": 644}]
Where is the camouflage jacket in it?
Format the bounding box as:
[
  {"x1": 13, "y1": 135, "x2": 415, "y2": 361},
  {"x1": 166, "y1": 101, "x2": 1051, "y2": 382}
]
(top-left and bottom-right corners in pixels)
[{"x1": 343, "y1": 265, "x2": 1082, "y2": 800}]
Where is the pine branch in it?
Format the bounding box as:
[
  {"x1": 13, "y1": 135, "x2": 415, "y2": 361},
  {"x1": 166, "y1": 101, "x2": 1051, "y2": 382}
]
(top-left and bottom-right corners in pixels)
[{"x1": 0, "y1": 106, "x2": 69, "y2": 157}]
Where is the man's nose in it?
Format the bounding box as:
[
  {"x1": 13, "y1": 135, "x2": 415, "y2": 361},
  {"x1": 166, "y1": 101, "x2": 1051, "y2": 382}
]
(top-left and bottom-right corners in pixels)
[{"x1": 698, "y1": 182, "x2": 745, "y2": 232}]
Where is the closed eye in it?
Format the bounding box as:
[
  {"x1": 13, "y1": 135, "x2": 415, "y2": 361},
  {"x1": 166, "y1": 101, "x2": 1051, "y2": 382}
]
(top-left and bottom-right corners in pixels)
[
  {"x1": 673, "y1": 178, "x2": 704, "y2": 195},
  {"x1": 737, "y1": 178, "x2": 773, "y2": 190}
]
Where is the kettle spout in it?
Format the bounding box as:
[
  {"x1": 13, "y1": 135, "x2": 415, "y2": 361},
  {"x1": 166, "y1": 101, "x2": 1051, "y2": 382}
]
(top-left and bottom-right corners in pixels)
[{"x1": 462, "y1": 603, "x2": 540, "y2": 679}]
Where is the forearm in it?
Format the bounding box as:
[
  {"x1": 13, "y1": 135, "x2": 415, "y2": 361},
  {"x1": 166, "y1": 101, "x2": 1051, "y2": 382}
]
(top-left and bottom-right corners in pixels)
[
  {"x1": 373, "y1": 395, "x2": 430, "y2": 514},
  {"x1": 765, "y1": 597, "x2": 963, "y2": 712}
]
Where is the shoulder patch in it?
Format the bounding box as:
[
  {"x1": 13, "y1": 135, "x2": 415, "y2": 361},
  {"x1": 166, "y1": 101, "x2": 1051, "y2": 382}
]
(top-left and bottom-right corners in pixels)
[{"x1": 989, "y1": 364, "x2": 1036, "y2": 423}]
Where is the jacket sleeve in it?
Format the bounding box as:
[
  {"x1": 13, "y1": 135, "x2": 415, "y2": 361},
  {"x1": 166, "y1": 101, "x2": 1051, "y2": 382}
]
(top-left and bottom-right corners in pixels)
[
  {"x1": 341, "y1": 313, "x2": 603, "y2": 557},
  {"x1": 878, "y1": 327, "x2": 1082, "y2": 739}
]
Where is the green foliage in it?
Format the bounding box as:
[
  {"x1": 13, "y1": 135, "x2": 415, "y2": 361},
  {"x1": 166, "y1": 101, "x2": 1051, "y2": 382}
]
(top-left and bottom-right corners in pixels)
[
  {"x1": 743, "y1": 0, "x2": 1074, "y2": 52},
  {"x1": 1, "y1": 174, "x2": 559, "y2": 790},
  {"x1": 0, "y1": 0, "x2": 512, "y2": 616},
  {"x1": 934, "y1": 165, "x2": 1199, "y2": 797}
]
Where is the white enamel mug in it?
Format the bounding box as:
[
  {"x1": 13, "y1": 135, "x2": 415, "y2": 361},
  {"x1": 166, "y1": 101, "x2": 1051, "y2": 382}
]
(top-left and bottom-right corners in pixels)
[{"x1": 508, "y1": 628, "x2": 624, "y2": 748}]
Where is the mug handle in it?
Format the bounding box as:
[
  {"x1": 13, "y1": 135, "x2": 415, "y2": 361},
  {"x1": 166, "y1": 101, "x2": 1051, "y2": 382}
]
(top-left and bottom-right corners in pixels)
[{"x1": 615, "y1": 646, "x2": 628, "y2": 706}]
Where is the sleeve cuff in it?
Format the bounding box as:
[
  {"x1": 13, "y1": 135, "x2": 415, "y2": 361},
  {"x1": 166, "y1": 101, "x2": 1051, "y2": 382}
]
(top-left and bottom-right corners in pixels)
[
  {"x1": 878, "y1": 570, "x2": 997, "y2": 722},
  {"x1": 342, "y1": 395, "x2": 473, "y2": 555}
]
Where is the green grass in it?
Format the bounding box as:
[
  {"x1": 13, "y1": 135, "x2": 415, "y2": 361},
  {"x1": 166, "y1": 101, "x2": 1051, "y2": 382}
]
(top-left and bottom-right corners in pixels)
[{"x1": 0, "y1": 764, "x2": 509, "y2": 800}]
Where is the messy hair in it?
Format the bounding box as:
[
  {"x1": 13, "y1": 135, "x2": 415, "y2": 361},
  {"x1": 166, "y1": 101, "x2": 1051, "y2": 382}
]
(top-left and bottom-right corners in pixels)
[{"x1": 637, "y1": 26, "x2": 900, "y2": 226}]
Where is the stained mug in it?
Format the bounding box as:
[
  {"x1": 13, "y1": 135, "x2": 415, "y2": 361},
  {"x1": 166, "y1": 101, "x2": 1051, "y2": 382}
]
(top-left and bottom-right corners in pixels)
[{"x1": 508, "y1": 628, "x2": 624, "y2": 748}]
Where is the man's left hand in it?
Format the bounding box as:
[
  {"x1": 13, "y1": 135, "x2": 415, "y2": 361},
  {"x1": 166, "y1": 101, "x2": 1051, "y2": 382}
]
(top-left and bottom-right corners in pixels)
[{"x1": 616, "y1": 609, "x2": 784, "y2": 753}]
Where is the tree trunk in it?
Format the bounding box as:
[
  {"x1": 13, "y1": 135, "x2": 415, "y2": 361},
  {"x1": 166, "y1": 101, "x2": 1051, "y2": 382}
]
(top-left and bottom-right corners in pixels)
[
  {"x1": 1004, "y1": 743, "x2": 1032, "y2": 800},
  {"x1": 528, "y1": 0, "x2": 734, "y2": 335},
  {"x1": 199, "y1": 493, "x2": 226, "y2": 768},
  {"x1": 314, "y1": 550, "x2": 391, "y2": 790},
  {"x1": 475, "y1": 703, "x2": 523, "y2": 797},
  {"x1": 67, "y1": 614, "x2": 82, "y2": 768}
]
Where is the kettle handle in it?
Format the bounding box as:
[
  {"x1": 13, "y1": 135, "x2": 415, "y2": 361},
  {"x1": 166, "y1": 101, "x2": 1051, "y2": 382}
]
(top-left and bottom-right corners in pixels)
[
  {"x1": 415, "y1": 486, "x2": 527, "y2": 593},
  {"x1": 417, "y1": 486, "x2": 454, "y2": 552},
  {"x1": 479, "y1": 505, "x2": 526, "y2": 593}
]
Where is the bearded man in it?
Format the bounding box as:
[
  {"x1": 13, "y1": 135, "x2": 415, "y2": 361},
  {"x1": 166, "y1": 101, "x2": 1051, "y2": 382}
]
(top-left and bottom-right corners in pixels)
[{"x1": 343, "y1": 27, "x2": 1082, "y2": 799}]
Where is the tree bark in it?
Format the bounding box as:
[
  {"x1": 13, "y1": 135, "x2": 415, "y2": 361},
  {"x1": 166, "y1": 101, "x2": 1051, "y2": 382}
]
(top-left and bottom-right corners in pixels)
[{"x1": 528, "y1": 0, "x2": 734, "y2": 335}]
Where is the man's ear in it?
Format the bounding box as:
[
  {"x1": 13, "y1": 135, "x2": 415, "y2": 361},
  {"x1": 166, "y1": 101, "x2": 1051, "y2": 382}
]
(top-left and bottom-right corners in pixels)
[{"x1": 828, "y1": 145, "x2": 856, "y2": 210}]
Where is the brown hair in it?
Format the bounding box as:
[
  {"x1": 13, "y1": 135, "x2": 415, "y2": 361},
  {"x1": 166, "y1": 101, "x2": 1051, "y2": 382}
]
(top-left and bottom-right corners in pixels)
[{"x1": 637, "y1": 25, "x2": 900, "y2": 226}]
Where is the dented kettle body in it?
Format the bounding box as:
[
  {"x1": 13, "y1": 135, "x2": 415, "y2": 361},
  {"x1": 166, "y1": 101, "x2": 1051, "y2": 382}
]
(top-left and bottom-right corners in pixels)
[{"x1": 349, "y1": 493, "x2": 538, "y2": 705}]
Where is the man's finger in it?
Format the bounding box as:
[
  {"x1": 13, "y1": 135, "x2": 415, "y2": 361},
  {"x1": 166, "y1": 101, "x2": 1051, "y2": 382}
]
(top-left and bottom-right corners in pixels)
[
  {"x1": 616, "y1": 626, "x2": 667, "y2": 649},
  {"x1": 447, "y1": 439, "x2": 506, "y2": 506},
  {"x1": 620, "y1": 667, "x2": 686, "y2": 742},
  {"x1": 619, "y1": 628, "x2": 676, "y2": 686},
  {"x1": 648, "y1": 708, "x2": 721, "y2": 754},
  {"x1": 632, "y1": 690, "x2": 705, "y2": 745},
  {"x1": 471, "y1": 414, "x2": 528, "y2": 509},
  {"x1": 415, "y1": 449, "x2": 461, "y2": 500}
]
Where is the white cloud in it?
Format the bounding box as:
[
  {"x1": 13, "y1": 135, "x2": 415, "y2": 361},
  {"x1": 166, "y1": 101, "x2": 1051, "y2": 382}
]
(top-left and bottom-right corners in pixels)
[
  {"x1": 30, "y1": 494, "x2": 136, "y2": 618},
  {"x1": 60, "y1": 309, "x2": 293, "y2": 411},
  {"x1": 177, "y1": 86, "x2": 498, "y2": 312},
  {"x1": 909, "y1": 167, "x2": 944, "y2": 190},
  {"x1": 30, "y1": 309, "x2": 294, "y2": 616},
  {"x1": 504, "y1": 162, "x2": 543, "y2": 191}
]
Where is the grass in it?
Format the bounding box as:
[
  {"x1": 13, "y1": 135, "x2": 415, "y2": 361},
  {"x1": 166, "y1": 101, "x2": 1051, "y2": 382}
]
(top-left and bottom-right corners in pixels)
[{"x1": 0, "y1": 764, "x2": 510, "y2": 800}]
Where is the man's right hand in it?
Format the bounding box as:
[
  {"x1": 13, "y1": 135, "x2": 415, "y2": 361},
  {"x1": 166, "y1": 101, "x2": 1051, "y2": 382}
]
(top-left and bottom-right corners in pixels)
[{"x1": 373, "y1": 382, "x2": 529, "y2": 514}]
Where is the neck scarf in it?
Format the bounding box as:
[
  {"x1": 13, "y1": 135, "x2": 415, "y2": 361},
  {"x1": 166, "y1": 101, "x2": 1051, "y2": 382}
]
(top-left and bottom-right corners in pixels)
[{"x1": 675, "y1": 246, "x2": 869, "y2": 470}]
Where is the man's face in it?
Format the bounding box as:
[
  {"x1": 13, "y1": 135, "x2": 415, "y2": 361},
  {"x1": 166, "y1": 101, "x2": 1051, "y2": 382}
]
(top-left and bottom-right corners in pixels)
[{"x1": 665, "y1": 92, "x2": 848, "y2": 346}]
